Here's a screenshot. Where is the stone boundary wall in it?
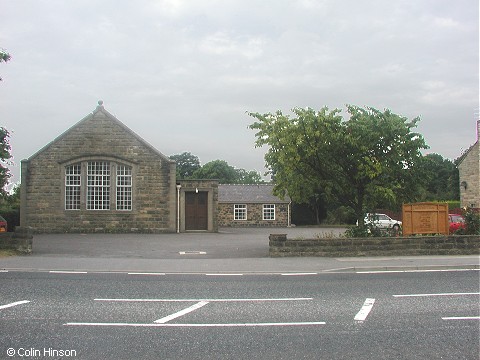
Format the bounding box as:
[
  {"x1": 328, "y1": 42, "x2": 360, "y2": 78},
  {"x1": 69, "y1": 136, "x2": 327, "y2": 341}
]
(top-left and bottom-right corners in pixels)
[
  {"x1": 0, "y1": 227, "x2": 33, "y2": 254},
  {"x1": 269, "y1": 234, "x2": 480, "y2": 257}
]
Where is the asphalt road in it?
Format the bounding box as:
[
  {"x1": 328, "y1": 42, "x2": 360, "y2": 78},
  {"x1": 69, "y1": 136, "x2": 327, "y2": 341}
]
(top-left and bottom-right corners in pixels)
[{"x1": 1, "y1": 269, "x2": 479, "y2": 359}]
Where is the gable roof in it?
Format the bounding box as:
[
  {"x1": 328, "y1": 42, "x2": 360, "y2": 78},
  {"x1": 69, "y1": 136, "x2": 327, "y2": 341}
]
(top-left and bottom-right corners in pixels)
[
  {"x1": 26, "y1": 101, "x2": 174, "y2": 164},
  {"x1": 457, "y1": 120, "x2": 479, "y2": 166},
  {"x1": 218, "y1": 184, "x2": 290, "y2": 203},
  {"x1": 457, "y1": 141, "x2": 478, "y2": 166}
]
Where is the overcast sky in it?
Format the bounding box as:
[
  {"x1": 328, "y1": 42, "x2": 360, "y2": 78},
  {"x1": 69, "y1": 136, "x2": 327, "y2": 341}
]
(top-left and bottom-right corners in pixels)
[{"x1": 0, "y1": 0, "x2": 478, "y2": 187}]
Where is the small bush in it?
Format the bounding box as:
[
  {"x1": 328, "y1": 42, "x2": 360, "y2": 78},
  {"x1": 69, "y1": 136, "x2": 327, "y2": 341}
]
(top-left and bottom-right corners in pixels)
[
  {"x1": 0, "y1": 207, "x2": 19, "y2": 232},
  {"x1": 463, "y1": 208, "x2": 480, "y2": 235},
  {"x1": 345, "y1": 223, "x2": 400, "y2": 238}
]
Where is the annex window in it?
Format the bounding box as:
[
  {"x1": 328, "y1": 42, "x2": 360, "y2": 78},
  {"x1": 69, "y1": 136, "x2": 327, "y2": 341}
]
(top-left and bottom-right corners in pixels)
[
  {"x1": 263, "y1": 204, "x2": 275, "y2": 220},
  {"x1": 234, "y1": 204, "x2": 247, "y2": 220},
  {"x1": 116, "y1": 164, "x2": 132, "y2": 210},
  {"x1": 87, "y1": 161, "x2": 111, "y2": 210},
  {"x1": 65, "y1": 163, "x2": 81, "y2": 210}
]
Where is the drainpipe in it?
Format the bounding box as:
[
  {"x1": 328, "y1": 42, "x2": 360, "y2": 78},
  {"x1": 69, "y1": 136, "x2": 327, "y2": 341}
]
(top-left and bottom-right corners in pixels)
[
  {"x1": 176, "y1": 184, "x2": 182, "y2": 233},
  {"x1": 288, "y1": 201, "x2": 292, "y2": 227}
]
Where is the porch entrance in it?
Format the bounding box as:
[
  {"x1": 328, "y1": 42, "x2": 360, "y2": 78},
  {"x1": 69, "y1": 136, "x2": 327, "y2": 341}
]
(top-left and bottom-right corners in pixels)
[{"x1": 185, "y1": 191, "x2": 208, "y2": 230}]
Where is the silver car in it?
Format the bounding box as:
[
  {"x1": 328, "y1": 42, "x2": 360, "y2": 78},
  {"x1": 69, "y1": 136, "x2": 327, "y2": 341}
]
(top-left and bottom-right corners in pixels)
[{"x1": 364, "y1": 213, "x2": 402, "y2": 230}]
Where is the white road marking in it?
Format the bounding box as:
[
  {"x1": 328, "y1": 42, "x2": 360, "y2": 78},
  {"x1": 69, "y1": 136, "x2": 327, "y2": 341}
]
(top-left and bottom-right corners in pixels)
[
  {"x1": 179, "y1": 251, "x2": 206, "y2": 255},
  {"x1": 65, "y1": 321, "x2": 326, "y2": 327},
  {"x1": 205, "y1": 273, "x2": 243, "y2": 276},
  {"x1": 281, "y1": 273, "x2": 318, "y2": 276},
  {"x1": 154, "y1": 301, "x2": 209, "y2": 323},
  {"x1": 442, "y1": 316, "x2": 480, "y2": 320},
  {"x1": 49, "y1": 271, "x2": 88, "y2": 274},
  {"x1": 393, "y1": 292, "x2": 480, "y2": 298},
  {"x1": 127, "y1": 272, "x2": 166, "y2": 276},
  {"x1": 354, "y1": 298, "x2": 375, "y2": 322},
  {"x1": 0, "y1": 270, "x2": 8, "y2": 273},
  {"x1": 357, "y1": 269, "x2": 480, "y2": 274},
  {"x1": 94, "y1": 298, "x2": 313, "y2": 302},
  {"x1": 0, "y1": 300, "x2": 30, "y2": 310},
  {"x1": 355, "y1": 269, "x2": 480, "y2": 274}
]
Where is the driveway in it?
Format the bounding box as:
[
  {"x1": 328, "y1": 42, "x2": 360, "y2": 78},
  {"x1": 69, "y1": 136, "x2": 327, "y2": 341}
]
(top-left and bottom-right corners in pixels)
[{"x1": 32, "y1": 227, "x2": 347, "y2": 259}]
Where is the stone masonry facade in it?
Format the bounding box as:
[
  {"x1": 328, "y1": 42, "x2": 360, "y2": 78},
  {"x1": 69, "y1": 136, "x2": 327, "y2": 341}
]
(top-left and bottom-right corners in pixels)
[
  {"x1": 218, "y1": 203, "x2": 290, "y2": 227},
  {"x1": 177, "y1": 179, "x2": 219, "y2": 232},
  {"x1": 20, "y1": 103, "x2": 177, "y2": 233},
  {"x1": 458, "y1": 121, "x2": 479, "y2": 208}
]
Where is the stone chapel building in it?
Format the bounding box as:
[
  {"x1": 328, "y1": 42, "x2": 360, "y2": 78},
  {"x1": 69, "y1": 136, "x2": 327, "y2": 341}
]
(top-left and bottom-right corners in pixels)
[{"x1": 20, "y1": 101, "x2": 218, "y2": 233}]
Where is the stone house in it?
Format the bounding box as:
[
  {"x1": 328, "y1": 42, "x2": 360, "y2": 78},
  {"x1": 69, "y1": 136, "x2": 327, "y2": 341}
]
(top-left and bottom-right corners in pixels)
[
  {"x1": 218, "y1": 184, "x2": 291, "y2": 227},
  {"x1": 458, "y1": 121, "x2": 479, "y2": 208},
  {"x1": 20, "y1": 101, "x2": 218, "y2": 233}
]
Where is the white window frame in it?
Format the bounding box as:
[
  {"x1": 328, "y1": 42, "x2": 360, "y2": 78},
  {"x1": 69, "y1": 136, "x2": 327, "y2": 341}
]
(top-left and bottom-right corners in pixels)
[
  {"x1": 234, "y1": 204, "x2": 247, "y2": 221},
  {"x1": 116, "y1": 164, "x2": 132, "y2": 211},
  {"x1": 65, "y1": 164, "x2": 81, "y2": 210},
  {"x1": 263, "y1": 204, "x2": 275, "y2": 220},
  {"x1": 65, "y1": 160, "x2": 134, "y2": 212},
  {"x1": 87, "y1": 161, "x2": 111, "y2": 210}
]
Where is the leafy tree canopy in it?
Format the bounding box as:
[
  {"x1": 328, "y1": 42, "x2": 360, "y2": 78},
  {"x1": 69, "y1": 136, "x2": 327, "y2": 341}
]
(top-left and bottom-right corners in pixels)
[
  {"x1": 0, "y1": 48, "x2": 11, "y2": 81},
  {"x1": 249, "y1": 105, "x2": 428, "y2": 225},
  {"x1": 416, "y1": 153, "x2": 459, "y2": 201},
  {"x1": 170, "y1": 153, "x2": 265, "y2": 184},
  {"x1": 235, "y1": 168, "x2": 264, "y2": 184},
  {"x1": 169, "y1": 152, "x2": 201, "y2": 179},
  {"x1": 191, "y1": 160, "x2": 238, "y2": 183}
]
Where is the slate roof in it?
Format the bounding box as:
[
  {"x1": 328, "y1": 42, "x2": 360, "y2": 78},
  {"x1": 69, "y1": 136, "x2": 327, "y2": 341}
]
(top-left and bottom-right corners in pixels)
[{"x1": 218, "y1": 184, "x2": 290, "y2": 203}]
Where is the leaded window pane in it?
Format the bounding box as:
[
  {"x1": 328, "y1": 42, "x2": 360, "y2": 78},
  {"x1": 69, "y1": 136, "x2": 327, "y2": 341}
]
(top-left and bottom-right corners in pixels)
[
  {"x1": 65, "y1": 164, "x2": 81, "y2": 210},
  {"x1": 116, "y1": 164, "x2": 132, "y2": 211},
  {"x1": 87, "y1": 161, "x2": 110, "y2": 210}
]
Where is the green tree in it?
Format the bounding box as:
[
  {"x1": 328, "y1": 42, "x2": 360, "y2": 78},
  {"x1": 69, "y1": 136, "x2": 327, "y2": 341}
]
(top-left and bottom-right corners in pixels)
[
  {"x1": 0, "y1": 127, "x2": 12, "y2": 196},
  {"x1": 235, "y1": 168, "x2": 264, "y2": 184},
  {"x1": 417, "y1": 153, "x2": 459, "y2": 201},
  {"x1": 192, "y1": 160, "x2": 238, "y2": 183},
  {"x1": 0, "y1": 48, "x2": 11, "y2": 81},
  {"x1": 249, "y1": 105, "x2": 428, "y2": 226},
  {"x1": 169, "y1": 152, "x2": 201, "y2": 179}
]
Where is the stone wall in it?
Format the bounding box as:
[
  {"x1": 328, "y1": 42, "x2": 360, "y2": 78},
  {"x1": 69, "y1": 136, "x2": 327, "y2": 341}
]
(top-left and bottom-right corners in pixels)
[
  {"x1": 21, "y1": 106, "x2": 177, "y2": 233},
  {"x1": 458, "y1": 121, "x2": 479, "y2": 208},
  {"x1": 0, "y1": 227, "x2": 33, "y2": 254},
  {"x1": 269, "y1": 234, "x2": 480, "y2": 257},
  {"x1": 218, "y1": 203, "x2": 289, "y2": 227},
  {"x1": 177, "y1": 179, "x2": 219, "y2": 232}
]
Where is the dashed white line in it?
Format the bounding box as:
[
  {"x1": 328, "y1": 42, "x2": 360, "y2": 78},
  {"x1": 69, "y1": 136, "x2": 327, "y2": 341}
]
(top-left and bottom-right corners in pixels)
[
  {"x1": 154, "y1": 301, "x2": 209, "y2": 323},
  {"x1": 0, "y1": 300, "x2": 30, "y2": 310},
  {"x1": 127, "y1": 272, "x2": 166, "y2": 276},
  {"x1": 94, "y1": 298, "x2": 313, "y2": 302},
  {"x1": 65, "y1": 321, "x2": 326, "y2": 327},
  {"x1": 442, "y1": 316, "x2": 480, "y2": 320},
  {"x1": 354, "y1": 298, "x2": 375, "y2": 322},
  {"x1": 49, "y1": 271, "x2": 88, "y2": 274},
  {"x1": 393, "y1": 292, "x2": 480, "y2": 298},
  {"x1": 205, "y1": 273, "x2": 243, "y2": 276},
  {"x1": 281, "y1": 273, "x2": 318, "y2": 276}
]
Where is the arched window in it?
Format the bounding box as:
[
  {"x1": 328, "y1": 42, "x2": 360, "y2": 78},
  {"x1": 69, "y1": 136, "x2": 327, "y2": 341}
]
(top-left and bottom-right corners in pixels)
[{"x1": 64, "y1": 161, "x2": 132, "y2": 211}]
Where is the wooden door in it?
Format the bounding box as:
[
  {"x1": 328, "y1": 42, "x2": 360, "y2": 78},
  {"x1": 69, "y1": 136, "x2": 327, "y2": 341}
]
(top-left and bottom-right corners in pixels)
[{"x1": 185, "y1": 192, "x2": 208, "y2": 230}]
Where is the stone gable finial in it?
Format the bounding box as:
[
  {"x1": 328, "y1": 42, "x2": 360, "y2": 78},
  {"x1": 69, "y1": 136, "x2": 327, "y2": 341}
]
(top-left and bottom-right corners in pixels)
[{"x1": 97, "y1": 100, "x2": 104, "y2": 107}]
